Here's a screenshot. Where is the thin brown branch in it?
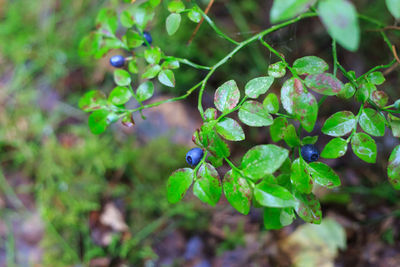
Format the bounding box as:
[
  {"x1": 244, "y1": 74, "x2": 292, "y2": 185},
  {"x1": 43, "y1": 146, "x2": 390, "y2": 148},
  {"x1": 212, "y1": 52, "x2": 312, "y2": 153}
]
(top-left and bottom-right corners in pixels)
[
  {"x1": 187, "y1": 0, "x2": 215, "y2": 45},
  {"x1": 392, "y1": 45, "x2": 400, "y2": 65}
]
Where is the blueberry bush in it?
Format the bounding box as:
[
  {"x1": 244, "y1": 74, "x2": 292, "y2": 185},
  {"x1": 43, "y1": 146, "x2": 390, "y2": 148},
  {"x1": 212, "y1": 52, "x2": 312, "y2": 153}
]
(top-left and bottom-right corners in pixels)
[{"x1": 79, "y1": 0, "x2": 400, "y2": 229}]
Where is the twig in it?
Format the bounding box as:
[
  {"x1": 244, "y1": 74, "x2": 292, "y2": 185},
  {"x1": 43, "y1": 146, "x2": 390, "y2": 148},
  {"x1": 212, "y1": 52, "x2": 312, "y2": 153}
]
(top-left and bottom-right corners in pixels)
[
  {"x1": 187, "y1": 0, "x2": 215, "y2": 45},
  {"x1": 392, "y1": 45, "x2": 400, "y2": 64}
]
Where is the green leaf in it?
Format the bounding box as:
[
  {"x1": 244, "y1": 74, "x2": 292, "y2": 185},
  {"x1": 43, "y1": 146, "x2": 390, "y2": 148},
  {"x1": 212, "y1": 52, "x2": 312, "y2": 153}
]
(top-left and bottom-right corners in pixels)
[
  {"x1": 268, "y1": 61, "x2": 287, "y2": 78},
  {"x1": 114, "y1": 69, "x2": 131, "y2": 86},
  {"x1": 204, "y1": 108, "x2": 217, "y2": 121},
  {"x1": 215, "y1": 118, "x2": 245, "y2": 141},
  {"x1": 158, "y1": 69, "x2": 175, "y2": 87},
  {"x1": 88, "y1": 109, "x2": 112, "y2": 134},
  {"x1": 371, "y1": 91, "x2": 389, "y2": 108},
  {"x1": 351, "y1": 132, "x2": 377, "y2": 163},
  {"x1": 321, "y1": 138, "x2": 348, "y2": 159},
  {"x1": 388, "y1": 114, "x2": 400, "y2": 138},
  {"x1": 132, "y1": 6, "x2": 154, "y2": 30},
  {"x1": 263, "y1": 93, "x2": 279, "y2": 114},
  {"x1": 144, "y1": 46, "x2": 162, "y2": 65},
  {"x1": 254, "y1": 182, "x2": 297, "y2": 208},
  {"x1": 270, "y1": 0, "x2": 316, "y2": 23},
  {"x1": 355, "y1": 82, "x2": 376, "y2": 103},
  {"x1": 136, "y1": 81, "x2": 154, "y2": 102},
  {"x1": 294, "y1": 191, "x2": 322, "y2": 224},
  {"x1": 386, "y1": 0, "x2": 400, "y2": 19},
  {"x1": 263, "y1": 207, "x2": 295, "y2": 230},
  {"x1": 79, "y1": 32, "x2": 102, "y2": 58},
  {"x1": 188, "y1": 8, "x2": 202, "y2": 23},
  {"x1": 242, "y1": 145, "x2": 289, "y2": 181},
  {"x1": 388, "y1": 145, "x2": 400, "y2": 190},
  {"x1": 214, "y1": 80, "x2": 240, "y2": 113},
  {"x1": 79, "y1": 90, "x2": 107, "y2": 112},
  {"x1": 142, "y1": 64, "x2": 161, "y2": 79},
  {"x1": 245, "y1": 76, "x2": 274, "y2": 99},
  {"x1": 167, "y1": 168, "x2": 194, "y2": 203},
  {"x1": 194, "y1": 163, "x2": 222, "y2": 206},
  {"x1": 318, "y1": 0, "x2": 360, "y2": 51},
  {"x1": 367, "y1": 71, "x2": 385, "y2": 85},
  {"x1": 284, "y1": 124, "x2": 301, "y2": 148},
  {"x1": 307, "y1": 162, "x2": 341, "y2": 188},
  {"x1": 238, "y1": 100, "x2": 273, "y2": 127},
  {"x1": 322, "y1": 111, "x2": 356, "y2": 137},
  {"x1": 359, "y1": 108, "x2": 386, "y2": 137},
  {"x1": 120, "y1": 10, "x2": 134, "y2": 28},
  {"x1": 96, "y1": 8, "x2": 118, "y2": 36},
  {"x1": 305, "y1": 73, "x2": 344, "y2": 96},
  {"x1": 291, "y1": 158, "x2": 313, "y2": 194},
  {"x1": 166, "y1": 13, "x2": 181, "y2": 35},
  {"x1": 292, "y1": 56, "x2": 329, "y2": 75},
  {"x1": 168, "y1": 0, "x2": 185, "y2": 13},
  {"x1": 302, "y1": 136, "x2": 318, "y2": 145},
  {"x1": 338, "y1": 83, "x2": 356, "y2": 99},
  {"x1": 270, "y1": 117, "x2": 288, "y2": 142},
  {"x1": 108, "y1": 86, "x2": 132, "y2": 105},
  {"x1": 223, "y1": 170, "x2": 252, "y2": 215},
  {"x1": 124, "y1": 30, "x2": 144, "y2": 48},
  {"x1": 128, "y1": 60, "x2": 139, "y2": 74}
]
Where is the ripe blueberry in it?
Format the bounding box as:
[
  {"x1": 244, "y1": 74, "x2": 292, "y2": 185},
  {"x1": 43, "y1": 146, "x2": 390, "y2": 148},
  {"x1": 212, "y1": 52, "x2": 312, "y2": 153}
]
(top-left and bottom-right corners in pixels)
[
  {"x1": 186, "y1": 148, "x2": 204, "y2": 166},
  {"x1": 301, "y1": 144, "x2": 320, "y2": 163},
  {"x1": 110, "y1": 55, "x2": 125, "y2": 68},
  {"x1": 143, "y1": 31, "x2": 152, "y2": 45}
]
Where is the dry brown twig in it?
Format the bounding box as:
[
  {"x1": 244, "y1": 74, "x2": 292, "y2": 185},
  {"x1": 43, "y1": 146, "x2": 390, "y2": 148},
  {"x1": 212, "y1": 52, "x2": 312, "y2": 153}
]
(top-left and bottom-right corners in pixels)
[{"x1": 187, "y1": 0, "x2": 215, "y2": 45}]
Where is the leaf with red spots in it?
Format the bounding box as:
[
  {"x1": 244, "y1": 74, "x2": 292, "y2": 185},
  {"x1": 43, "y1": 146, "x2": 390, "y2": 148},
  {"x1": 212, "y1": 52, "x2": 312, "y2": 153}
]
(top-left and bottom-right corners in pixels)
[
  {"x1": 223, "y1": 170, "x2": 252, "y2": 215},
  {"x1": 371, "y1": 91, "x2": 389, "y2": 108},
  {"x1": 254, "y1": 182, "x2": 297, "y2": 208},
  {"x1": 194, "y1": 163, "x2": 222, "y2": 206},
  {"x1": 294, "y1": 191, "x2": 322, "y2": 224},
  {"x1": 214, "y1": 80, "x2": 240, "y2": 113},
  {"x1": 292, "y1": 79, "x2": 318, "y2": 132},
  {"x1": 388, "y1": 145, "x2": 400, "y2": 190},
  {"x1": 305, "y1": 73, "x2": 344, "y2": 96},
  {"x1": 307, "y1": 162, "x2": 341, "y2": 188},
  {"x1": 167, "y1": 168, "x2": 194, "y2": 204},
  {"x1": 291, "y1": 158, "x2": 313, "y2": 194},
  {"x1": 351, "y1": 132, "x2": 377, "y2": 163}
]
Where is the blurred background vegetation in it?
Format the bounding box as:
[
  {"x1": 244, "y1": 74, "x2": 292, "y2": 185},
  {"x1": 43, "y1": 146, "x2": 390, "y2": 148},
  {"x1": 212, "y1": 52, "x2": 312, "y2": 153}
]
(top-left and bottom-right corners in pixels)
[{"x1": 0, "y1": 0, "x2": 400, "y2": 266}]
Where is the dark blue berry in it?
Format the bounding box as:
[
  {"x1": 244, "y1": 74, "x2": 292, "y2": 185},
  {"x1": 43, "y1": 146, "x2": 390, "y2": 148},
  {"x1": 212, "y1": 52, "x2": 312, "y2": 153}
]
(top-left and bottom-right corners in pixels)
[
  {"x1": 186, "y1": 148, "x2": 204, "y2": 166},
  {"x1": 301, "y1": 144, "x2": 320, "y2": 163},
  {"x1": 143, "y1": 31, "x2": 153, "y2": 45},
  {"x1": 109, "y1": 55, "x2": 125, "y2": 68}
]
